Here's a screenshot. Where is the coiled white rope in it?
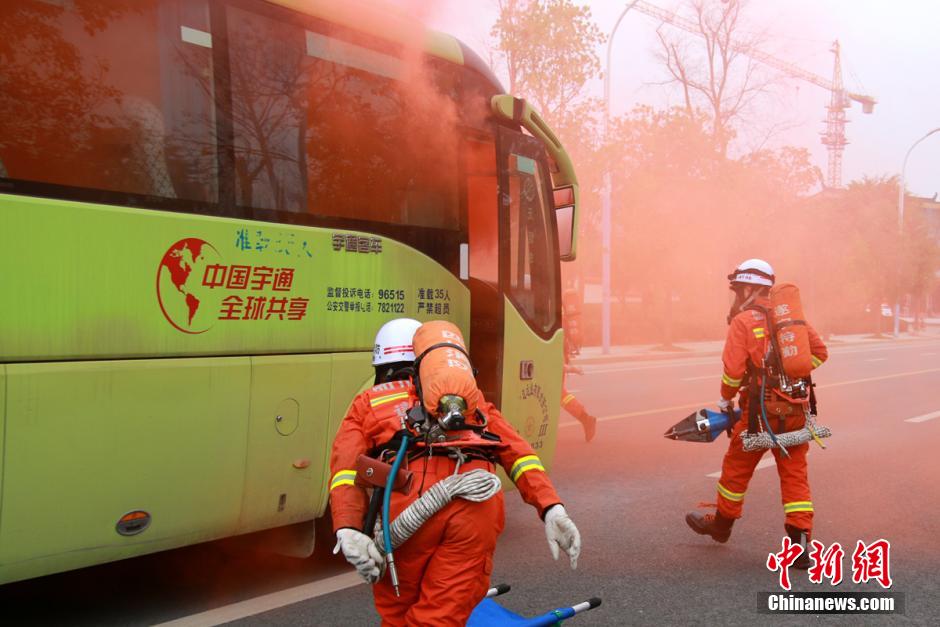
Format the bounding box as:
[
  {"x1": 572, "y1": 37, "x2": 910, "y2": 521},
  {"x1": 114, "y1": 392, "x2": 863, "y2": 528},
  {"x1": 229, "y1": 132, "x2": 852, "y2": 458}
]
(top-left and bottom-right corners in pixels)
[
  {"x1": 376, "y1": 469, "x2": 502, "y2": 552},
  {"x1": 742, "y1": 425, "x2": 832, "y2": 452}
]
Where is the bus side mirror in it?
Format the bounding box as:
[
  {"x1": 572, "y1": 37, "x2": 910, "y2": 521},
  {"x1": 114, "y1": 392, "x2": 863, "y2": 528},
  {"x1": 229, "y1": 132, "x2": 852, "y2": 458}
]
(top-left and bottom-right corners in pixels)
[{"x1": 553, "y1": 186, "x2": 575, "y2": 261}]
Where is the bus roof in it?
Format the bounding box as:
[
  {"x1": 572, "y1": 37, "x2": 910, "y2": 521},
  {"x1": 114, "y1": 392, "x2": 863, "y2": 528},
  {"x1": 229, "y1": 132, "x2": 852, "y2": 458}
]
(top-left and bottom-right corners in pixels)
[{"x1": 265, "y1": 0, "x2": 503, "y2": 91}]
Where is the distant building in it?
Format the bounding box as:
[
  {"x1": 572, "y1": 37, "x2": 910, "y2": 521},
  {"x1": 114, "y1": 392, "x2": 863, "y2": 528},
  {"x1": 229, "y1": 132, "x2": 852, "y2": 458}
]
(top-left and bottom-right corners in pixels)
[
  {"x1": 909, "y1": 194, "x2": 940, "y2": 316},
  {"x1": 911, "y1": 194, "x2": 940, "y2": 243}
]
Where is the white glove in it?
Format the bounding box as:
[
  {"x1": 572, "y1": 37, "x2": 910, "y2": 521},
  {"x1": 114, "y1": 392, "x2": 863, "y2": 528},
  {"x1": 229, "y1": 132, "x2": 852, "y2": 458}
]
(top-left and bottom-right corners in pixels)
[
  {"x1": 333, "y1": 528, "x2": 385, "y2": 584},
  {"x1": 718, "y1": 398, "x2": 732, "y2": 413},
  {"x1": 544, "y1": 505, "x2": 581, "y2": 569}
]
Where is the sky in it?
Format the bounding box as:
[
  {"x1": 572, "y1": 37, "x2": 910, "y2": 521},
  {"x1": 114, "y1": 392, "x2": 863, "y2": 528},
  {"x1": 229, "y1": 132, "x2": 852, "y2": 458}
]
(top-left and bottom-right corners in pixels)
[{"x1": 406, "y1": 0, "x2": 940, "y2": 198}]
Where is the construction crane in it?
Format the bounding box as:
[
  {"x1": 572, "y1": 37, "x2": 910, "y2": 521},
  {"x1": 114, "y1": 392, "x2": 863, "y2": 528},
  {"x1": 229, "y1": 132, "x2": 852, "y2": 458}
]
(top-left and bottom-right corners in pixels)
[{"x1": 629, "y1": 0, "x2": 876, "y2": 188}]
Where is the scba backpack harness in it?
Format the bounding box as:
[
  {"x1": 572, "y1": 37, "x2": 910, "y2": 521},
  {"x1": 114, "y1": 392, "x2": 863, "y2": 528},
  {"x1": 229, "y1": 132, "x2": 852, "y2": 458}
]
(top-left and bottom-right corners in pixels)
[{"x1": 740, "y1": 282, "x2": 831, "y2": 456}]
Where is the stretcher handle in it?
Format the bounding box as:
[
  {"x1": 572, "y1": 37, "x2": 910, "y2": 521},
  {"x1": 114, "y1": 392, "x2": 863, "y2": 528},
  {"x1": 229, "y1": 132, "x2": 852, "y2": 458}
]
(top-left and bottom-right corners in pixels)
[
  {"x1": 486, "y1": 584, "x2": 511, "y2": 598},
  {"x1": 576, "y1": 598, "x2": 602, "y2": 612},
  {"x1": 553, "y1": 598, "x2": 602, "y2": 621}
]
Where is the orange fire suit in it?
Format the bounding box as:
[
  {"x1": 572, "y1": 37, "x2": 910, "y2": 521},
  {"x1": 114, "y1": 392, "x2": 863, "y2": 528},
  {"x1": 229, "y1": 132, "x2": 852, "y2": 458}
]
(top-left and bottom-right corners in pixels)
[
  {"x1": 715, "y1": 297, "x2": 828, "y2": 531},
  {"x1": 560, "y1": 306, "x2": 592, "y2": 428},
  {"x1": 330, "y1": 379, "x2": 562, "y2": 627},
  {"x1": 561, "y1": 373, "x2": 589, "y2": 422}
]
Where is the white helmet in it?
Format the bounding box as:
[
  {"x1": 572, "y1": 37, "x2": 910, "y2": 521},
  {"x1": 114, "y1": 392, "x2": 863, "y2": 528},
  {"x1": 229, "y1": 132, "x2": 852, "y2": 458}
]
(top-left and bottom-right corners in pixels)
[
  {"x1": 728, "y1": 258, "x2": 775, "y2": 287},
  {"x1": 372, "y1": 318, "x2": 422, "y2": 366}
]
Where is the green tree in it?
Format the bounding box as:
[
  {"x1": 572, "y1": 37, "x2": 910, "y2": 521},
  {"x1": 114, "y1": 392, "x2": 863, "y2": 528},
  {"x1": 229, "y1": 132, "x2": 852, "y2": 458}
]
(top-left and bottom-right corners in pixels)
[
  {"x1": 603, "y1": 105, "x2": 826, "y2": 344},
  {"x1": 900, "y1": 193, "x2": 940, "y2": 331},
  {"x1": 491, "y1": 0, "x2": 606, "y2": 292},
  {"x1": 605, "y1": 106, "x2": 722, "y2": 344},
  {"x1": 491, "y1": 0, "x2": 605, "y2": 123},
  {"x1": 834, "y1": 176, "x2": 902, "y2": 335}
]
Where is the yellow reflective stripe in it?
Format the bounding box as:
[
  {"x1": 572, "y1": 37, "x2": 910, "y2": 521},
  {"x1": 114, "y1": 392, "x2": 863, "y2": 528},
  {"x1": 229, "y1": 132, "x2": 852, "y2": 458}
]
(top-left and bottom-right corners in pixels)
[
  {"x1": 562, "y1": 394, "x2": 576, "y2": 405},
  {"x1": 717, "y1": 482, "x2": 745, "y2": 502},
  {"x1": 330, "y1": 469, "x2": 357, "y2": 490},
  {"x1": 509, "y1": 455, "x2": 545, "y2": 481},
  {"x1": 784, "y1": 501, "x2": 814, "y2": 513},
  {"x1": 811, "y1": 355, "x2": 823, "y2": 368},
  {"x1": 752, "y1": 327, "x2": 767, "y2": 339},
  {"x1": 370, "y1": 392, "x2": 411, "y2": 407},
  {"x1": 511, "y1": 460, "x2": 545, "y2": 481},
  {"x1": 722, "y1": 373, "x2": 742, "y2": 387},
  {"x1": 510, "y1": 455, "x2": 540, "y2": 475}
]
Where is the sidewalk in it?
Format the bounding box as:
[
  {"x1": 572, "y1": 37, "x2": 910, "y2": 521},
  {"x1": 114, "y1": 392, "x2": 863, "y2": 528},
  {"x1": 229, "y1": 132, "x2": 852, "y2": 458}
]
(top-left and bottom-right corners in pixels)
[{"x1": 573, "y1": 329, "x2": 940, "y2": 366}]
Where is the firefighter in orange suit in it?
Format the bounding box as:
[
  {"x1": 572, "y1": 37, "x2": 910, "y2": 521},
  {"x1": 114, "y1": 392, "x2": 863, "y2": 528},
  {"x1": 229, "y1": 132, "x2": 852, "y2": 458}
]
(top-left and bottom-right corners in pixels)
[
  {"x1": 686, "y1": 260, "x2": 827, "y2": 567},
  {"x1": 561, "y1": 289, "x2": 597, "y2": 442},
  {"x1": 330, "y1": 319, "x2": 581, "y2": 626}
]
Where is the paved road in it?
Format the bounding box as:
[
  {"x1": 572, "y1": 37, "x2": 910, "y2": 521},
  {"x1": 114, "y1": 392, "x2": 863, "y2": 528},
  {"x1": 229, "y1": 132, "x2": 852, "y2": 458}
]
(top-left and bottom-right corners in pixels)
[{"x1": 5, "y1": 338, "x2": 939, "y2": 625}]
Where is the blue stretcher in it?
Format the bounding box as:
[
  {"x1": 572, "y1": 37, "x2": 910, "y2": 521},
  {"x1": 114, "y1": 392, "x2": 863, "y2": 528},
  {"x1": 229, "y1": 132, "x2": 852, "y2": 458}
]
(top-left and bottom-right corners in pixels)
[{"x1": 468, "y1": 584, "x2": 602, "y2": 626}]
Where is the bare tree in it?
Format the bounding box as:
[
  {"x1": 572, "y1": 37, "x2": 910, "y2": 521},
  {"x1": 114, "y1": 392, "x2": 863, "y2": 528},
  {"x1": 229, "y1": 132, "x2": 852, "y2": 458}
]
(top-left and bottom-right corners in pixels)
[{"x1": 651, "y1": 0, "x2": 780, "y2": 156}]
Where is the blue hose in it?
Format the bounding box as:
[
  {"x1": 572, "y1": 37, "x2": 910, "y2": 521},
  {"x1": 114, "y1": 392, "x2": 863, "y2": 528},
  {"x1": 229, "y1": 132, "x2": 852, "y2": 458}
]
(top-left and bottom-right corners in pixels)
[
  {"x1": 382, "y1": 435, "x2": 409, "y2": 556},
  {"x1": 758, "y1": 375, "x2": 786, "y2": 454}
]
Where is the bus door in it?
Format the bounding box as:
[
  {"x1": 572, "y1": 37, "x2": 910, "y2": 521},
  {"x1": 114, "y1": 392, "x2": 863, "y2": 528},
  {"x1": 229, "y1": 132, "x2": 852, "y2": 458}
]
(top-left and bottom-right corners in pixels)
[
  {"x1": 466, "y1": 136, "x2": 503, "y2": 403},
  {"x1": 494, "y1": 126, "x2": 564, "y2": 463}
]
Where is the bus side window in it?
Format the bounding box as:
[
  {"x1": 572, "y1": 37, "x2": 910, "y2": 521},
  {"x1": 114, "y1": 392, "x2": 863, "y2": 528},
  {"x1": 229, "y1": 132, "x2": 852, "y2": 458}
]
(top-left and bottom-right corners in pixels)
[
  {"x1": 301, "y1": 30, "x2": 460, "y2": 228},
  {"x1": 505, "y1": 153, "x2": 557, "y2": 333},
  {"x1": 0, "y1": 0, "x2": 218, "y2": 203},
  {"x1": 226, "y1": 6, "x2": 307, "y2": 212},
  {"x1": 225, "y1": 6, "x2": 461, "y2": 229}
]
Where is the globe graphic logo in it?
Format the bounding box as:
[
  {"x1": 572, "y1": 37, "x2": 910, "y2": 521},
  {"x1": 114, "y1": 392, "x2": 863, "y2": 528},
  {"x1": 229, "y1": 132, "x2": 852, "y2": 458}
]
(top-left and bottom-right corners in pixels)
[
  {"x1": 525, "y1": 415, "x2": 537, "y2": 438},
  {"x1": 156, "y1": 238, "x2": 223, "y2": 334}
]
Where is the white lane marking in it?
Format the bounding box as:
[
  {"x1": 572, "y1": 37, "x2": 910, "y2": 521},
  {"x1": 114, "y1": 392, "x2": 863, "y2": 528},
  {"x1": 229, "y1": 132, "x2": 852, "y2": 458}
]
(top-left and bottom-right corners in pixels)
[
  {"x1": 905, "y1": 410, "x2": 940, "y2": 423},
  {"x1": 559, "y1": 367, "x2": 940, "y2": 429},
  {"x1": 706, "y1": 457, "x2": 775, "y2": 478},
  {"x1": 585, "y1": 358, "x2": 716, "y2": 374},
  {"x1": 153, "y1": 571, "x2": 363, "y2": 627},
  {"x1": 818, "y1": 367, "x2": 940, "y2": 390},
  {"x1": 828, "y1": 341, "x2": 940, "y2": 355},
  {"x1": 682, "y1": 374, "x2": 716, "y2": 381},
  {"x1": 866, "y1": 358, "x2": 887, "y2": 362}
]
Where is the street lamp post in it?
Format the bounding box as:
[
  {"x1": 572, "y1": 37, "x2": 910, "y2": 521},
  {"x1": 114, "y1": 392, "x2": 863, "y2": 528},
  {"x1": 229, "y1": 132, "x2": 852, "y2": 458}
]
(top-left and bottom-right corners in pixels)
[
  {"x1": 601, "y1": 0, "x2": 640, "y2": 354},
  {"x1": 894, "y1": 127, "x2": 940, "y2": 338}
]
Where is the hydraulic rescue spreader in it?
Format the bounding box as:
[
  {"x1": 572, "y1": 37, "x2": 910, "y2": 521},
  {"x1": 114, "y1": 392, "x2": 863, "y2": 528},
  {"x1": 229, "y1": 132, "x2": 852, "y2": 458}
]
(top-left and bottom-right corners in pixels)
[{"x1": 664, "y1": 408, "x2": 741, "y2": 443}]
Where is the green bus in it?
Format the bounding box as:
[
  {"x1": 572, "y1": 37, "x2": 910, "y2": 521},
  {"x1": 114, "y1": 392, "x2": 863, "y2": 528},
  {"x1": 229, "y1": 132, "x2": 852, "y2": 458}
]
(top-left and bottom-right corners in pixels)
[{"x1": 0, "y1": 0, "x2": 579, "y2": 584}]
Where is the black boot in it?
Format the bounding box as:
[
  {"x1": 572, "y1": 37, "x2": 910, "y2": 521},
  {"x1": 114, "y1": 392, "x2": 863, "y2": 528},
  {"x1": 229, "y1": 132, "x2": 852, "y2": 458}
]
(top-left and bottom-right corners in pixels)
[
  {"x1": 686, "y1": 510, "x2": 734, "y2": 543},
  {"x1": 786, "y1": 524, "x2": 812, "y2": 570}
]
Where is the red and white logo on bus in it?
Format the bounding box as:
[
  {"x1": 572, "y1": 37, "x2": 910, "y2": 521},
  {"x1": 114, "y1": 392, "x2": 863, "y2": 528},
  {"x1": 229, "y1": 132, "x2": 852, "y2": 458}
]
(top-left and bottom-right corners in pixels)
[
  {"x1": 156, "y1": 238, "x2": 224, "y2": 334},
  {"x1": 156, "y1": 237, "x2": 310, "y2": 334}
]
